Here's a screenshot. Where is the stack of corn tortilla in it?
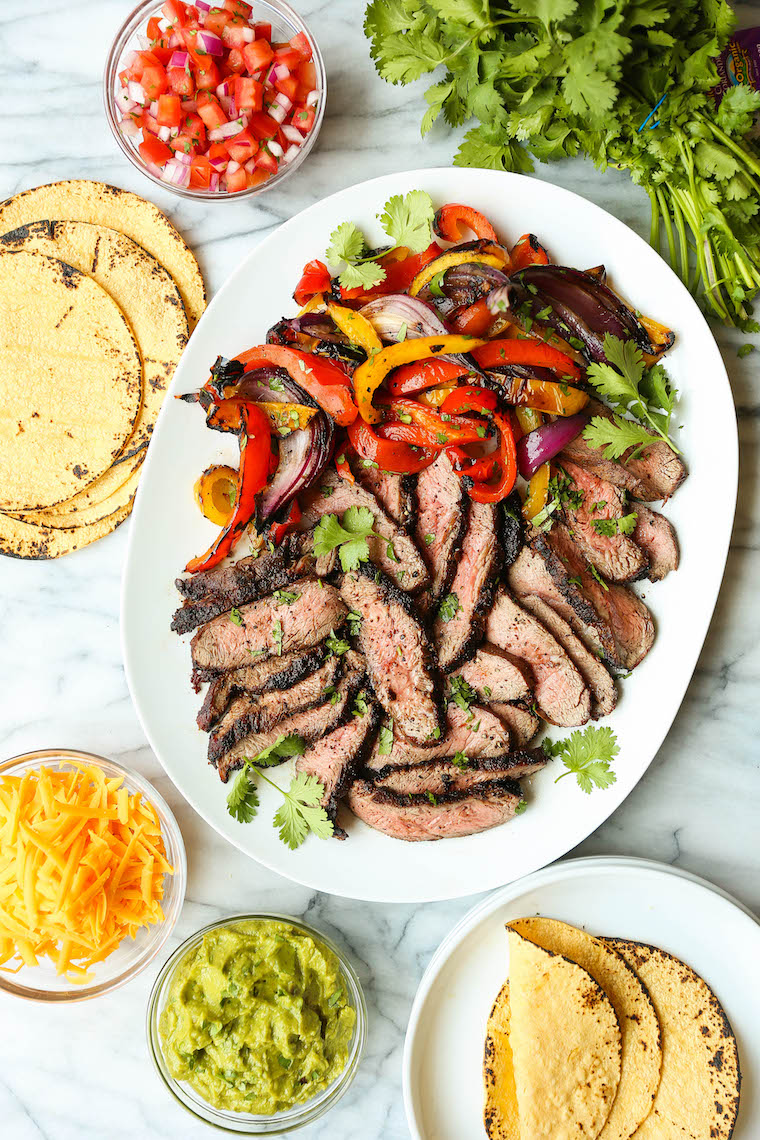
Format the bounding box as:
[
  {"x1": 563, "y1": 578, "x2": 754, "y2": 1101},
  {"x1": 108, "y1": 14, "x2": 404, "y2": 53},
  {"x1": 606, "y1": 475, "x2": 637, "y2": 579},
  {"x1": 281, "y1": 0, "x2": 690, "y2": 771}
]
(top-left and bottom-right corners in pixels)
[{"x1": 0, "y1": 180, "x2": 205, "y2": 559}]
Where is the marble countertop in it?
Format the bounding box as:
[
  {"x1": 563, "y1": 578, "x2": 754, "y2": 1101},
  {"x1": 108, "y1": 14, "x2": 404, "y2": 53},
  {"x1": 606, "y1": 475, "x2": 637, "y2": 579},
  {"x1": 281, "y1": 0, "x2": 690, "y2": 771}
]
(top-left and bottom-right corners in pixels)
[{"x1": 1, "y1": 2, "x2": 759, "y2": 1136}]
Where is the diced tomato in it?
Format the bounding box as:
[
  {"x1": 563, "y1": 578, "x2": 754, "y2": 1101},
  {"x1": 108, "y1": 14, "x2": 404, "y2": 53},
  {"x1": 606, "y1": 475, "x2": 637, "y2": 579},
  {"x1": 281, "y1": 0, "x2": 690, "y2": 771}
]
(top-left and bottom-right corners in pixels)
[
  {"x1": 246, "y1": 168, "x2": 270, "y2": 188},
  {"x1": 170, "y1": 134, "x2": 198, "y2": 157},
  {"x1": 168, "y1": 66, "x2": 194, "y2": 96},
  {"x1": 141, "y1": 63, "x2": 168, "y2": 99},
  {"x1": 196, "y1": 92, "x2": 227, "y2": 129},
  {"x1": 156, "y1": 93, "x2": 182, "y2": 127},
  {"x1": 225, "y1": 46, "x2": 246, "y2": 73},
  {"x1": 203, "y1": 9, "x2": 232, "y2": 37},
  {"x1": 290, "y1": 104, "x2": 315, "y2": 135},
  {"x1": 274, "y1": 74, "x2": 298, "y2": 101},
  {"x1": 224, "y1": 0, "x2": 252, "y2": 15},
  {"x1": 273, "y1": 47, "x2": 301, "y2": 69},
  {"x1": 235, "y1": 76, "x2": 263, "y2": 111},
  {"x1": 139, "y1": 135, "x2": 173, "y2": 166},
  {"x1": 151, "y1": 44, "x2": 173, "y2": 66},
  {"x1": 249, "y1": 111, "x2": 279, "y2": 140},
  {"x1": 140, "y1": 111, "x2": 161, "y2": 136},
  {"x1": 289, "y1": 32, "x2": 313, "y2": 61},
  {"x1": 243, "y1": 39, "x2": 273, "y2": 73},
  {"x1": 226, "y1": 128, "x2": 257, "y2": 163},
  {"x1": 147, "y1": 16, "x2": 163, "y2": 40},
  {"x1": 254, "y1": 22, "x2": 272, "y2": 39},
  {"x1": 162, "y1": 0, "x2": 189, "y2": 27},
  {"x1": 194, "y1": 61, "x2": 220, "y2": 90},
  {"x1": 226, "y1": 166, "x2": 248, "y2": 192},
  {"x1": 296, "y1": 60, "x2": 316, "y2": 91},
  {"x1": 255, "y1": 147, "x2": 278, "y2": 174},
  {"x1": 207, "y1": 141, "x2": 229, "y2": 169},
  {"x1": 183, "y1": 112, "x2": 206, "y2": 147},
  {"x1": 189, "y1": 155, "x2": 214, "y2": 188},
  {"x1": 221, "y1": 20, "x2": 249, "y2": 49}
]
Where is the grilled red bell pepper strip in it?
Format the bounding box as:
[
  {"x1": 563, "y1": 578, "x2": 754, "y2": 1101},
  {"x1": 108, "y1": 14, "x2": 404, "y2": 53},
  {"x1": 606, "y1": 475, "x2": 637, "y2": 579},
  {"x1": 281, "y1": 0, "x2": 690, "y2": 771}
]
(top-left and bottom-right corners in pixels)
[
  {"x1": 387, "y1": 357, "x2": 472, "y2": 397},
  {"x1": 440, "y1": 385, "x2": 498, "y2": 416},
  {"x1": 471, "y1": 339, "x2": 582, "y2": 381},
  {"x1": 334, "y1": 448, "x2": 355, "y2": 483},
  {"x1": 446, "y1": 445, "x2": 499, "y2": 482},
  {"x1": 382, "y1": 397, "x2": 492, "y2": 446},
  {"x1": 269, "y1": 497, "x2": 302, "y2": 546},
  {"x1": 293, "y1": 259, "x2": 332, "y2": 307},
  {"x1": 339, "y1": 242, "x2": 443, "y2": 301},
  {"x1": 433, "y1": 203, "x2": 498, "y2": 243},
  {"x1": 509, "y1": 233, "x2": 550, "y2": 271},
  {"x1": 185, "y1": 402, "x2": 271, "y2": 573},
  {"x1": 348, "y1": 417, "x2": 438, "y2": 474},
  {"x1": 467, "y1": 412, "x2": 517, "y2": 504},
  {"x1": 449, "y1": 296, "x2": 495, "y2": 336},
  {"x1": 234, "y1": 345, "x2": 357, "y2": 426}
]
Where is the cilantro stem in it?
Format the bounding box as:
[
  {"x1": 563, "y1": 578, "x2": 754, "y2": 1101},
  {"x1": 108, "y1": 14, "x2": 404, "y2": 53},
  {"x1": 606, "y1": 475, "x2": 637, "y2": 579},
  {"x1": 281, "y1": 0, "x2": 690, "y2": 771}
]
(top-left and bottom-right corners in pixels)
[{"x1": 254, "y1": 767, "x2": 286, "y2": 795}]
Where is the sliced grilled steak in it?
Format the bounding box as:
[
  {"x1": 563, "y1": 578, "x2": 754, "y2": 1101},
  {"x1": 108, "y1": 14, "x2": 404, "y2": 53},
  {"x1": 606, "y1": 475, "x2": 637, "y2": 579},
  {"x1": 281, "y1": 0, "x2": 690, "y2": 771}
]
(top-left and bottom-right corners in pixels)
[
  {"x1": 632, "y1": 504, "x2": 679, "y2": 581},
  {"x1": 355, "y1": 464, "x2": 414, "y2": 528},
  {"x1": 509, "y1": 540, "x2": 618, "y2": 665},
  {"x1": 371, "y1": 749, "x2": 547, "y2": 796},
  {"x1": 517, "y1": 594, "x2": 617, "y2": 719},
  {"x1": 347, "y1": 777, "x2": 524, "y2": 841},
  {"x1": 434, "y1": 499, "x2": 502, "y2": 670},
  {"x1": 542, "y1": 524, "x2": 655, "y2": 671},
  {"x1": 488, "y1": 702, "x2": 541, "y2": 748},
  {"x1": 557, "y1": 459, "x2": 649, "y2": 582},
  {"x1": 207, "y1": 654, "x2": 341, "y2": 763},
  {"x1": 216, "y1": 651, "x2": 365, "y2": 782},
  {"x1": 365, "y1": 704, "x2": 511, "y2": 772},
  {"x1": 339, "y1": 566, "x2": 443, "y2": 746},
  {"x1": 561, "y1": 397, "x2": 687, "y2": 502},
  {"x1": 190, "y1": 579, "x2": 346, "y2": 677},
  {"x1": 197, "y1": 646, "x2": 327, "y2": 732},
  {"x1": 299, "y1": 471, "x2": 429, "y2": 592},
  {"x1": 295, "y1": 701, "x2": 380, "y2": 836},
  {"x1": 415, "y1": 452, "x2": 468, "y2": 604},
  {"x1": 452, "y1": 644, "x2": 532, "y2": 704},
  {"x1": 499, "y1": 491, "x2": 526, "y2": 570},
  {"x1": 485, "y1": 588, "x2": 591, "y2": 727}
]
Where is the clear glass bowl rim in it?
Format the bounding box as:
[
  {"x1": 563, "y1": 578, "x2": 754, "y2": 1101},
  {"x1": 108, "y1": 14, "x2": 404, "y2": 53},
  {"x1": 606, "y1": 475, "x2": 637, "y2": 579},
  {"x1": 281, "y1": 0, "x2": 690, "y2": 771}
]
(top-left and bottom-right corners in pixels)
[
  {"x1": 102, "y1": 0, "x2": 327, "y2": 201},
  {"x1": 0, "y1": 748, "x2": 187, "y2": 1003},
  {"x1": 146, "y1": 912, "x2": 367, "y2": 1134}
]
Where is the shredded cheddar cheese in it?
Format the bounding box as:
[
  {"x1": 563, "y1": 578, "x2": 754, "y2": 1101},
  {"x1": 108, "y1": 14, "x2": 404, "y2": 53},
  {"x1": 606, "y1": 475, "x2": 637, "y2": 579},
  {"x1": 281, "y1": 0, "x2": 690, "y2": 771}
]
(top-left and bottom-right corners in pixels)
[{"x1": 0, "y1": 763, "x2": 173, "y2": 983}]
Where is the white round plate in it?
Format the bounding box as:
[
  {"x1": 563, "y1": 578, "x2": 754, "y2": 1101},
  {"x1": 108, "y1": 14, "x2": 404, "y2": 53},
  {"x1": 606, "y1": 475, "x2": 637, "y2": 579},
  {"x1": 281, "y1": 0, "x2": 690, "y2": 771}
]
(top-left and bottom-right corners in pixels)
[
  {"x1": 403, "y1": 856, "x2": 760, "y2": 1139},
  {"x1": 121, "y1": 168, "x2": 737, "y2": 902}
]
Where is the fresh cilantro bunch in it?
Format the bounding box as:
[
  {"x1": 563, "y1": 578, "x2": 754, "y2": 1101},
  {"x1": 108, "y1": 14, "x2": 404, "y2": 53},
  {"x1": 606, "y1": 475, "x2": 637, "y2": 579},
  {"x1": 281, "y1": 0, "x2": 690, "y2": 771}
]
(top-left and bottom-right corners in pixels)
[
  {"x1": 226, "y1": 735, "x2": 334, "y2": 848},
  {"x1": 583, "y1": 335, "x2": 680, "y2": 460},
  {"x1": 544, "y1": 725, "x2": 620, "y2": 793},
  {"x1": 364, "y1": 0, "x2": 760, "y2": 329},
  {"x1": 326, "y1": 190, "x2": 435, "y2": 291},
  {"x1": 313, "y1": 506, "x2": 379, "y2": 572}
]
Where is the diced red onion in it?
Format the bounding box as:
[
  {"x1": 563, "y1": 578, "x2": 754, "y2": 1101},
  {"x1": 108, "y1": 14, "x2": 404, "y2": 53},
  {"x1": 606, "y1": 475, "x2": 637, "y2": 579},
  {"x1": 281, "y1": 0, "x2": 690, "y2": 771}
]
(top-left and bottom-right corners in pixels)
[
  {"x1": 157, "y1": 125, "x2": 171, "y2": 142},
  {"x1": 244, "y1": 158, "x2": 257, "y2": 173},
  {"x1": 227, "y1": 159, "x2": 241, "y2": 174},
  {"x1": 120, "y1": 118, "x2": 140, "y2": 138},
  {"x1": 144, "y1": 161, "x2": 164, "y2": 178},
  {"x1": 123, "y1": 50, "x2": 137, "y2": 69},
  {"x1": 268, "y1": 101, "x2": 288, "y2": 125},
  {"x1": 196, "y1": 29, "x2": 224, "y2": 56},
  {"x1": 162, "y1": 160, "x2": 191, "y2": 188},
  {"x1": 219, "y1": 94, "x2": 235, "y2": 118},
  {"x1": 209, "y1": 172, "x2": 220, "y2": 191},
  {"x1": 173, "y1": 149, "x2": 192, "y2": 165},
  {"x1": 115, "y1": 87, "x2": 137, "y2": 113},
  {"x1": 306, "y1": 89, "x2": 319, "y2": 107},
  {"x1": 267, "y1": 140, "x2": 284, "y2": 158},
  {"x1": 264, "y1": 63, "x2": 278, "y2": 87},
  {"x1": 241, "y1": 27, "x2": 255, "y2": 42},
  {"x1": 167, "y1": 31, "x2": 181, "y2": 49},
  {"x1": 128, "y1": 81, "x2": 147, "y2": 106},
  {"x1": 196, "y1": 0, "x2": 211, "y2": 10},
  {"x1": 170, "y1": 126, "x2": 179, "y2": 137},
  {"x1": 216, "y1": 80, "x2": 234, "y2": 99},
  {"x1": 265, "y1": 62, "x2": 289, "y2": 87},
  {"x1": 282, "y1": 144, "x2": 300, "y2": 164},
  {"x1": 169, "y1": 50, "x2": 189, "y2": 69},
  {"x1": 208, "y1": 152, "x2": 228, "y2": 170},
  {"x1": 137, "y1": 33, "x2": 152, "y2": 50},
  {"x1": 158, "y1": 15, "x2": 171, "y2": 31},
  {"x1": 516, "y1": 414, "x2": 589, "y2": 480},
  {"x1": 281, "y1": 124, "x2": 301, "y2": 144},
  {"x1": 208, "y1": 117, "x2": 244, "y2": 141},
  {"x1": 149, "y1": 100, "x2": 159, "y2": 117}
]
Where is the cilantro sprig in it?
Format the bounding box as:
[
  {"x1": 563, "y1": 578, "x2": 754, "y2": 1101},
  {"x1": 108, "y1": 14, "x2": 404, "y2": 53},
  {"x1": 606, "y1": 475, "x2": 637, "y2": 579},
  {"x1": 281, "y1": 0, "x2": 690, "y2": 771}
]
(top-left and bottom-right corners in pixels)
[
  {"x1": 326, "y1": 190, "x2": 435, "y2": 291},
  {"x1": 313, "y1": 507, "x2": 379, "y2": 572},
  {"x1": 226, "y1": 735, "x2": 334, "y2": 848},
  {"x1": 543, "y1": 725, "x2": 620, "y2": 793},
  {"x1": 591, "y1": 512, "x2": 638, "y2": 537}
]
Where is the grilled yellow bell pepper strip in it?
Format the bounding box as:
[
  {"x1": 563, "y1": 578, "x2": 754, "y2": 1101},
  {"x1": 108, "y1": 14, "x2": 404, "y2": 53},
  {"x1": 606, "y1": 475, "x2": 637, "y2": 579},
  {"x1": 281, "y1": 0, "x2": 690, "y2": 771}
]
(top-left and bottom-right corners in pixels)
[
  {"x1": 515, "y1": 407, "x2": 544, "y2": 436},
  {"x1": 327, "y1": 301, "x2": 384, "y2": 423},
  {"x1": 409, "y1": 251, "x2": 506, "y2": 297},
  {"x1": 522, "y1": 461, "x2": 550, "y2": 522},
  {"x1": 351, "y1": 334, "x2": 487, "y2": 424},
  {"x1": 257, "y1": 401, "x2": 318, "y2": 435},
  {"x1": 497, "y1": 374, "x2": 589, "y2": 417},
  {"x1": 297, "y1": 292, "x2": 326, "y2": 317}
]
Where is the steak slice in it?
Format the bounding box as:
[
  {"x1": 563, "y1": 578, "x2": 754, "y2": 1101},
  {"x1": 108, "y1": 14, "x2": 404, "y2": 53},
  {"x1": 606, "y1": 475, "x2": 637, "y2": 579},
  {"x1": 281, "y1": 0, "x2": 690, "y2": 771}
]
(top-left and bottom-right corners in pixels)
[
  {"x1": 355, "y1": 464, "x2": 414, "y2": 528},
  {"x1": 557, "y1": 459, "x2": 649, "y2": 582},
  {"x1": 190, "y1": 579, "x2": 346, "y2": 677},
  {"x1": 499, "y1": 491, "x2": 526, "y2": 571},
  {"x1": 543, "y1": 524, "x2": 655, "y2": 671},
  {"x1": 207, "y1": 654, "x2": 342, "y2": 763},
  {"x1": 339, "y1": 566, "x2": 443, "y2": 746},
  {"x1": 299, "y1": 471, "x2": 429, "y2": 593},
  {"x1": 433, "y1": 499, "x2": 502, "y2": 670},
  {"x1": 451, "y1": 645, "x2": 532, "y2": 704},
  {"x1": 485, "y1": 588, "x2": 591, "y2": 727},
  {"x1": 415, "y1": 452, "x2": 468, "y2": 604},
  {"x1": 632, "y1": 504, "x2": 679, "y2": 582},
  {"x1": 561, "y1": 397, "x2": 687, "y2": 502},
  {"x1": 216, "y1": 651, "x2": 366, "y2": 782},
  {"x1": 488, "y1": 702, "x2": 541, "y2": 748},
  {"x1": 295, "y1": 701, "x2": 380, "y2": 836},
  {"x1": 347, "y1": 777, "x2": 524, "y2": 841},
  {"x1": 365, "y1": 704, "x2": 511, "y2": 772},
  {"x1": 517, "y1": 594, "x2": 617, "y2": 719},
  {"x1": 197, "y1": 646, "x2": 327, "y2": 732},
  {"x1": 371, "y1": 750, "x2": 547, "y2": 796}
]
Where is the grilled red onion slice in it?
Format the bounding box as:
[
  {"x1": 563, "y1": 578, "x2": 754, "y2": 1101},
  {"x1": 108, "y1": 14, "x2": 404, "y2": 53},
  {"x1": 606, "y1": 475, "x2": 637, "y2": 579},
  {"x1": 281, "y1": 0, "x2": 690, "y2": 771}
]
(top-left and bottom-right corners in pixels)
[
  {"x1": 516, "y1": 413, "x2": 589, "y2": 480},
  {"x1": 235, "y1": 367, "x2": 334, "y2": 518},
  {"x1": 359, "y1": 294, "x2": 486, "y2": 377}
]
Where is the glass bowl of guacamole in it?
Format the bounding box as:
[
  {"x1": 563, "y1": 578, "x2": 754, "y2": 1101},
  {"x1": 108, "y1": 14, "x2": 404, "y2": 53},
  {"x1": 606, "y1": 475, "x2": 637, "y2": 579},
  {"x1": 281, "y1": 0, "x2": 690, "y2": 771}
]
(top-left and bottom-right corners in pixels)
[{"x1": 146, "y1": 914, "x2": 366, "y2": 1133}]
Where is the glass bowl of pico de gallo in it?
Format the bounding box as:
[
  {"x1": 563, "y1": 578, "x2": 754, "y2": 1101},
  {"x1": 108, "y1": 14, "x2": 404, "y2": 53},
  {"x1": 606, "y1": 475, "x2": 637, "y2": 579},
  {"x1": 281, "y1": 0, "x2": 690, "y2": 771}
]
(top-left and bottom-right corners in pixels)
[{"x1": 104, "y1": 0, "x2": 325, "y2": 199}]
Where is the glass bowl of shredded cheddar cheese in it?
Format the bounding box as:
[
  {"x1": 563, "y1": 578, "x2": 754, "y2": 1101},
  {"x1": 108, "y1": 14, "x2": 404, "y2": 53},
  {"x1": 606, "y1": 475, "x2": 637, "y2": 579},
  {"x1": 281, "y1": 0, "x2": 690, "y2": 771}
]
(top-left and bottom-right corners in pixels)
[{"x1": 0, "y1": 749, "x2": 186, "y2": 1002}]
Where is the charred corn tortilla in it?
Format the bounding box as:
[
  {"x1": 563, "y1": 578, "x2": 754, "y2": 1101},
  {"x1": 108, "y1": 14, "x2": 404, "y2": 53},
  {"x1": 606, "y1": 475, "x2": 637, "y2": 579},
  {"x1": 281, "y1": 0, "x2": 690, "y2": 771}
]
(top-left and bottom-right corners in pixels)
[
  {"x1": 508, "y1": 918, "x2": 662, "y2": 1140},
  {"x1": 507, "y1": 927, "x2": 621, "y2": 1139},
  {"x1": 0, "y1": 498, "x2": 131, "y2": 559},
  {"x1": 0, "y1": 220, "x2": 188, "y2": 522},
  {"x1": 0, "y1": 249, "x2": 142, "y2": 511},
  {"x1": 484, "y1": 982, "x2": 520, "y2": 1140},
  {"x1": 0, "y1": 180, "x2": 205, "y2": 328},
  {"x1": 605, "y1": 939, "x2": 740, "y2": 1140}
]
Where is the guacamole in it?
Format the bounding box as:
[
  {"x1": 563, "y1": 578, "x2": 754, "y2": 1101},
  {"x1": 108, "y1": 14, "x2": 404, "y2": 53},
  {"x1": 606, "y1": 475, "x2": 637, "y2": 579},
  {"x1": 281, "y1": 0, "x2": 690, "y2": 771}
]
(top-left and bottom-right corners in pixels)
[{"x1": 159, "y1": 919, "x2": 356, "y2": 1115}]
